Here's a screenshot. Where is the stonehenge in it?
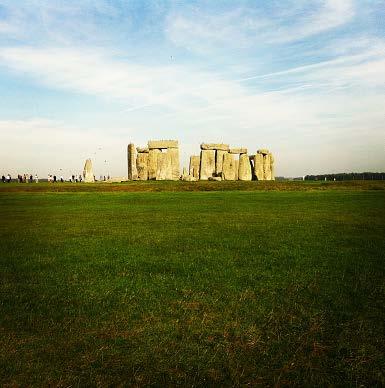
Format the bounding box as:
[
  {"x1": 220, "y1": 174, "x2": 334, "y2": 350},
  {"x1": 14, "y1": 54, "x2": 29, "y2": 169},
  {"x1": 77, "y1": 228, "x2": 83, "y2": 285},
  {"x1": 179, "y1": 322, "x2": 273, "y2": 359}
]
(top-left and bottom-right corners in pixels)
[
  {"x1": 127, "y1": 140, "x2": 275, "y2": 182},
  {"x1": 128, "y1": 140, "x2": 180, "y2": 181},
  {"x1": 194, "y1": 143, "x2": 275, "y2": 181}
]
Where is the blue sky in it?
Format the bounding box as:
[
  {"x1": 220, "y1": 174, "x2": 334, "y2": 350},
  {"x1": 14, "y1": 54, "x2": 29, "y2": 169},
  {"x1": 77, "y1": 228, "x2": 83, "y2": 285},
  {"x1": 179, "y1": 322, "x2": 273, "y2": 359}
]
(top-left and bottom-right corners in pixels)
[{"x1": 0, "y1": 0, "x2": 384, "y2": 177}]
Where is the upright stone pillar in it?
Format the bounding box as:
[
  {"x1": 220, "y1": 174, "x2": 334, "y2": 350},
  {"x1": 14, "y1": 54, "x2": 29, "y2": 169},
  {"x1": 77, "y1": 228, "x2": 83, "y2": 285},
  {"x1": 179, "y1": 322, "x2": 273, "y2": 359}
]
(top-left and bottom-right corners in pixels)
[
  {"x1": 253, "y1": 153, "x2": 264, "y2": 180},
  {"x1": 215, "y1": 150, "x2": 227, "y2": 176},
  {"x1": 200, "y1": 150, "x2": 216, "y2": 180},
  {"x1": 168, "y1": 147, "x2": 180, "y2": 180},
  {"x1": 239, "y1": 154, "x2": 252, "y2": 181},
  {"x1": 136, "y1": 152, "x2": 149, "y2": 180},
  {"x1": 127, "y1": 143, "x2": 137, "y2": 180},
  {"x1": 189, "y1": 156, "x2": 200, "y2": 179},
  {"x1": 148, "y1": 149, "x2": 161, "y2": 180},
  {"x1": 263, "y1": 153, "x2": 272, "y2": 180},
  {"x1": 157, "y1": 151, "x2": 173, "y2": 180},
  {"x1": 83, "y1": 158, "x2": 95, "y2": 183},
  {"x1": 270, "y1": 154, "x2": 275, "y2": 181},
  {"x1": 222, "y1": 153, "x2": 236, "y2": 180}
]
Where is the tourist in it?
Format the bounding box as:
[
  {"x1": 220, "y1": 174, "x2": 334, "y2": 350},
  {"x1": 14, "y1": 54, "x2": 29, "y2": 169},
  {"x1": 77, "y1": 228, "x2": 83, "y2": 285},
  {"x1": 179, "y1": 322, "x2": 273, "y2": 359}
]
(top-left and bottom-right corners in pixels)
[
  {"x1": 29, "y1": 174, "x2": 33, "y2": 183},
  {"x1": 6, "y1": 174, "x2": 11, "y2": 183},
  {"x1": 35, "y1": 174, "x2": 38, "y2": 183},
  {"x1": 60, "y1": 176, "x2": 63, "y2": 183},
  {"x1": 53, "y1": 175, "x2": 57, "y2": 183},
  {"x1": 1, "y1": 175, "x2": 5, "y2": 183}
]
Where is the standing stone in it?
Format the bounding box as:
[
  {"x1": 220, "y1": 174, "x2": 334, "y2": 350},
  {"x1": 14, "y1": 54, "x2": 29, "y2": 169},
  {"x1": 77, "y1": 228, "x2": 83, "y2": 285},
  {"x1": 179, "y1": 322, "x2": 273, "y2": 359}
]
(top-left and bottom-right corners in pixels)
[
  {"x1": 252, "y1": 153, "x2": 264, "y2": 180},
  {"x1": 136, "y1": 153, "x2": 149, "y2": 180},
  {"x1": 127, "y1": 143, "x2": 137, "y2": 180},
  {"x1": 263, "y1": 153, "x2": 272, "y2": 181},
  {"x1": 189, "y1": 156, "x2": 200, "y2": 179},
  {"x1": 270, "y1": 153, "x2": 275, "y2": 181},
  {"x1": 148, "y1": 149, "x2": 161, "y2": 180},
  {"x1": 215, "y1": 150, "x2": 227, "y2": 176},
  {"x1": 200, "y1": 149, "x2": 216, "y2": 180},
  {"x1": 239, "y1": 154, "x2": 252, "y2": 181},
  {"x1": 222, "y1": 153, "x2": 236, "y2": 180},
  {"x1": 234, "y1": 158, "x2": 239, "y2": 180},
  {"x1": 168, "y1": 147, "x2": 180, "y2": 180},
  {"x1": 83, "y1": 158, "x2": 95, "y2": 183},
  {"x1": 156, "y1": 151, "x2": 173, "y2": 180}
]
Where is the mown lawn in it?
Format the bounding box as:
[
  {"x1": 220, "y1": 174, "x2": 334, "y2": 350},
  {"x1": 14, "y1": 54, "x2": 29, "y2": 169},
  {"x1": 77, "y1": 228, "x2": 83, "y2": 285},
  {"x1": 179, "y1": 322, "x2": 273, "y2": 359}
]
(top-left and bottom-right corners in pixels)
[{"x1": 0, "y1": 184, "x2": 384, "y2": 386}]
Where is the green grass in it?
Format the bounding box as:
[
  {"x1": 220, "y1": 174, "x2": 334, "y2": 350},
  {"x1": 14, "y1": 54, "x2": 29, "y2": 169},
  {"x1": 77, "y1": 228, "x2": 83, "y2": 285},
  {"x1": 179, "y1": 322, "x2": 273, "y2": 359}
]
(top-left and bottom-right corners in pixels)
[{"x1": 0, "y1": 182, "x2": 384, "y2": 386}]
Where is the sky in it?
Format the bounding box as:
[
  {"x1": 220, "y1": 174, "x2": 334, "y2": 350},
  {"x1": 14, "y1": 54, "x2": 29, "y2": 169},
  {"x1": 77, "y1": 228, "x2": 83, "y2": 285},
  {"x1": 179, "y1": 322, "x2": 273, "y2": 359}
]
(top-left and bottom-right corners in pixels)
[{"x1": 0, "y1": 0, "x2": 384, "y2": 178}]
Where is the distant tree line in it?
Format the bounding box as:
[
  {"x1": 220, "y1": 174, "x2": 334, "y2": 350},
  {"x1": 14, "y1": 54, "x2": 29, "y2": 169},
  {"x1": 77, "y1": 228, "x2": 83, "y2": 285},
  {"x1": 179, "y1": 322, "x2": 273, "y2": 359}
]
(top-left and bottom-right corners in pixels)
[{"x1": 304, "y1": 172, "x2": 385, "y2": 181}]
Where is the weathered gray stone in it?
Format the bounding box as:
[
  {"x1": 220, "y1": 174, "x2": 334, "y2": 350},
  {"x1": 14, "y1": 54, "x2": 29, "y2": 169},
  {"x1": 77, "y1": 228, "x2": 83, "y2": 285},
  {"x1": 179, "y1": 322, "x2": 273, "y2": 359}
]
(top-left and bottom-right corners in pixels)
[
  {"x1": 252, "y1": 153, "x2": 264, "y2": 180},
  {"x1": 238, "y1": 154, "x2": 252, "y2": 181},
  {"x1": 199, "y1": 149, "x2": 216, "y2": 180},
  {"x1": 222, "y1": 153, "x2": 236, "y2": 180},
  {"x1": 148, "y1": 149, "x2": 160, "y2": 180},
  {"x1": 136, "y1": 153, "x2": 148, "y2": 180},
  {"x1": 148, "y1": 140, "x2": 178, "y2": 149},
  {"x1": 263, "y1": 153, "x2": 272, "y2": 181},
  {"x1": 270, "y1": 153, "x2": 275, "y2": 181},
  {"x1": 189, "y1": 156, "x2": 200, "y2": 179},
  {"x1": 127, "y1": 143, "x2": 138, "y2": 180},
  {"x1": 215, "y1": 150, "x2": 227, "y2": 175},
  {"x1": 168, "y1": 147, "x2": 180, "y2": 180},
  {"x1": 83, "y1": 159, "x2": 95, "y2": 183},
  {"x1": 230, "y1": 148, "x2": 247, "y2": 154},
  {"x1": 156, "y1": 151, "x2": 173, "y2": 180},
  {"x1": 201, "y1": 143, "x2": 229, "y2": 151},
  {"x1": 234, "y1": 158, "x2": 239, "y2": 180}
]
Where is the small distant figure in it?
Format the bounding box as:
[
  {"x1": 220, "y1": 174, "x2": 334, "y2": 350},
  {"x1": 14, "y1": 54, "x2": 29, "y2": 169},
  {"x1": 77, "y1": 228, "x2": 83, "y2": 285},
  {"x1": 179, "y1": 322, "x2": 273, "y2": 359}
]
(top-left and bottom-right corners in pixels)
[
  {"x1": 53, "y1": 175, "x2": 57, "y2": 183},
  {"x1": 6, "y1": 174, "x2": 11, "y2": 183},
  {"x1": 23, "y1": 174, "x2": 27, "y2": 183},
  {"x1": 35, "y1": 174, "x2": 39, "y2": 183},
  {"x1": 103, "y1": 175, "x2": 106, "y2": 181},
  {"x1": 60, "y1": 176, "x2": 64, "y2": 183},
  {"x1": 48, "y1": 174, "x2": 51, "y2": 183},
  {"x1": 72, "y1": 175, "x2": 75, "y2": 182},
  {"x1": 18, "y1": 174, "x2": 22, "y2": 183},
  {"x1": 2, "y1": 175, "x2": 5, "y2": 183},
  {"x1": 79, "y1": 175, "x2": 82, "y2": 183},
  {"x1": 29, "y1": 174, "x2": 33, "y2": 183}
]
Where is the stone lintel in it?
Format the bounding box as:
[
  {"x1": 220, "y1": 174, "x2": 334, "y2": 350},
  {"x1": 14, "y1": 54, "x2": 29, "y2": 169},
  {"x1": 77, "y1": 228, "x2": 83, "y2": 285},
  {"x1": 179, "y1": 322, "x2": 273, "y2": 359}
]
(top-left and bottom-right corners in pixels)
[
  {"x1": 200, "y1": 143, "x2": 229, "y2": 151},
  {"x1": 148, "y1": 140, "x2": 178, "y2": 149},
  {"x1": 137, "y1": 147, "x2": 149, "y2": 153},
  {"x1": 257, "y1": 149, "x2": 270, "y2": 155},
  {"x1": 229, "y1": 148, "x2": 248, "y2": 154}
]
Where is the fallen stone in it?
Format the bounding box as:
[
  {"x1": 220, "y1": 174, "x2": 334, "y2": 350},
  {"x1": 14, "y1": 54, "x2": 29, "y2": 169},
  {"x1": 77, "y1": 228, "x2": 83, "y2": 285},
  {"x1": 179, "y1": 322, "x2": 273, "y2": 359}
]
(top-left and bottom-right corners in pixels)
[{"x1": 208, "y1": 176, "x2": 222, "y2": 181}]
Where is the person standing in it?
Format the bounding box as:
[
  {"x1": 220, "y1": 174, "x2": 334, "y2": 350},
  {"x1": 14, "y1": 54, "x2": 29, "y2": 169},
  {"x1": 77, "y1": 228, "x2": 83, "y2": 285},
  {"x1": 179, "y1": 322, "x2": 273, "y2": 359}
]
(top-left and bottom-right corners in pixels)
[
  {"x1": 35, "y1": 174, "x2": 38, "y2": 183},
  {"x1": 6, "y1": 174, "x2": 11, "y2": 183},
  {"x1": 2, "y1": 175, "x2": 5, "y2": 183},
  {"x1": 60, "y1": 176, "x2": 63, "y2": 183}
]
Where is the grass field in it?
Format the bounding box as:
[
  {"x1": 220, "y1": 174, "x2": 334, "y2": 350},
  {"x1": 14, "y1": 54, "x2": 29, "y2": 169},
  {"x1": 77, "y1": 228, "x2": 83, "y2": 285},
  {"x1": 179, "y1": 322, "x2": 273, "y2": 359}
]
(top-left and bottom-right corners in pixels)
[{"x1": 1, "y1": 181, "x2": 384, "y2": 386}]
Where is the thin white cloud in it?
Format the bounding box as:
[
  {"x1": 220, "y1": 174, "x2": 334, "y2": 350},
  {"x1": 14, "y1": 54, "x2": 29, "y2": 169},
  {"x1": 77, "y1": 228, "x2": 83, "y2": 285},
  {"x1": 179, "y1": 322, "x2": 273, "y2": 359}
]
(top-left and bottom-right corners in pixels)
[{"x1": 165, "y1": 0, "x2": 355, "y2": 52}]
